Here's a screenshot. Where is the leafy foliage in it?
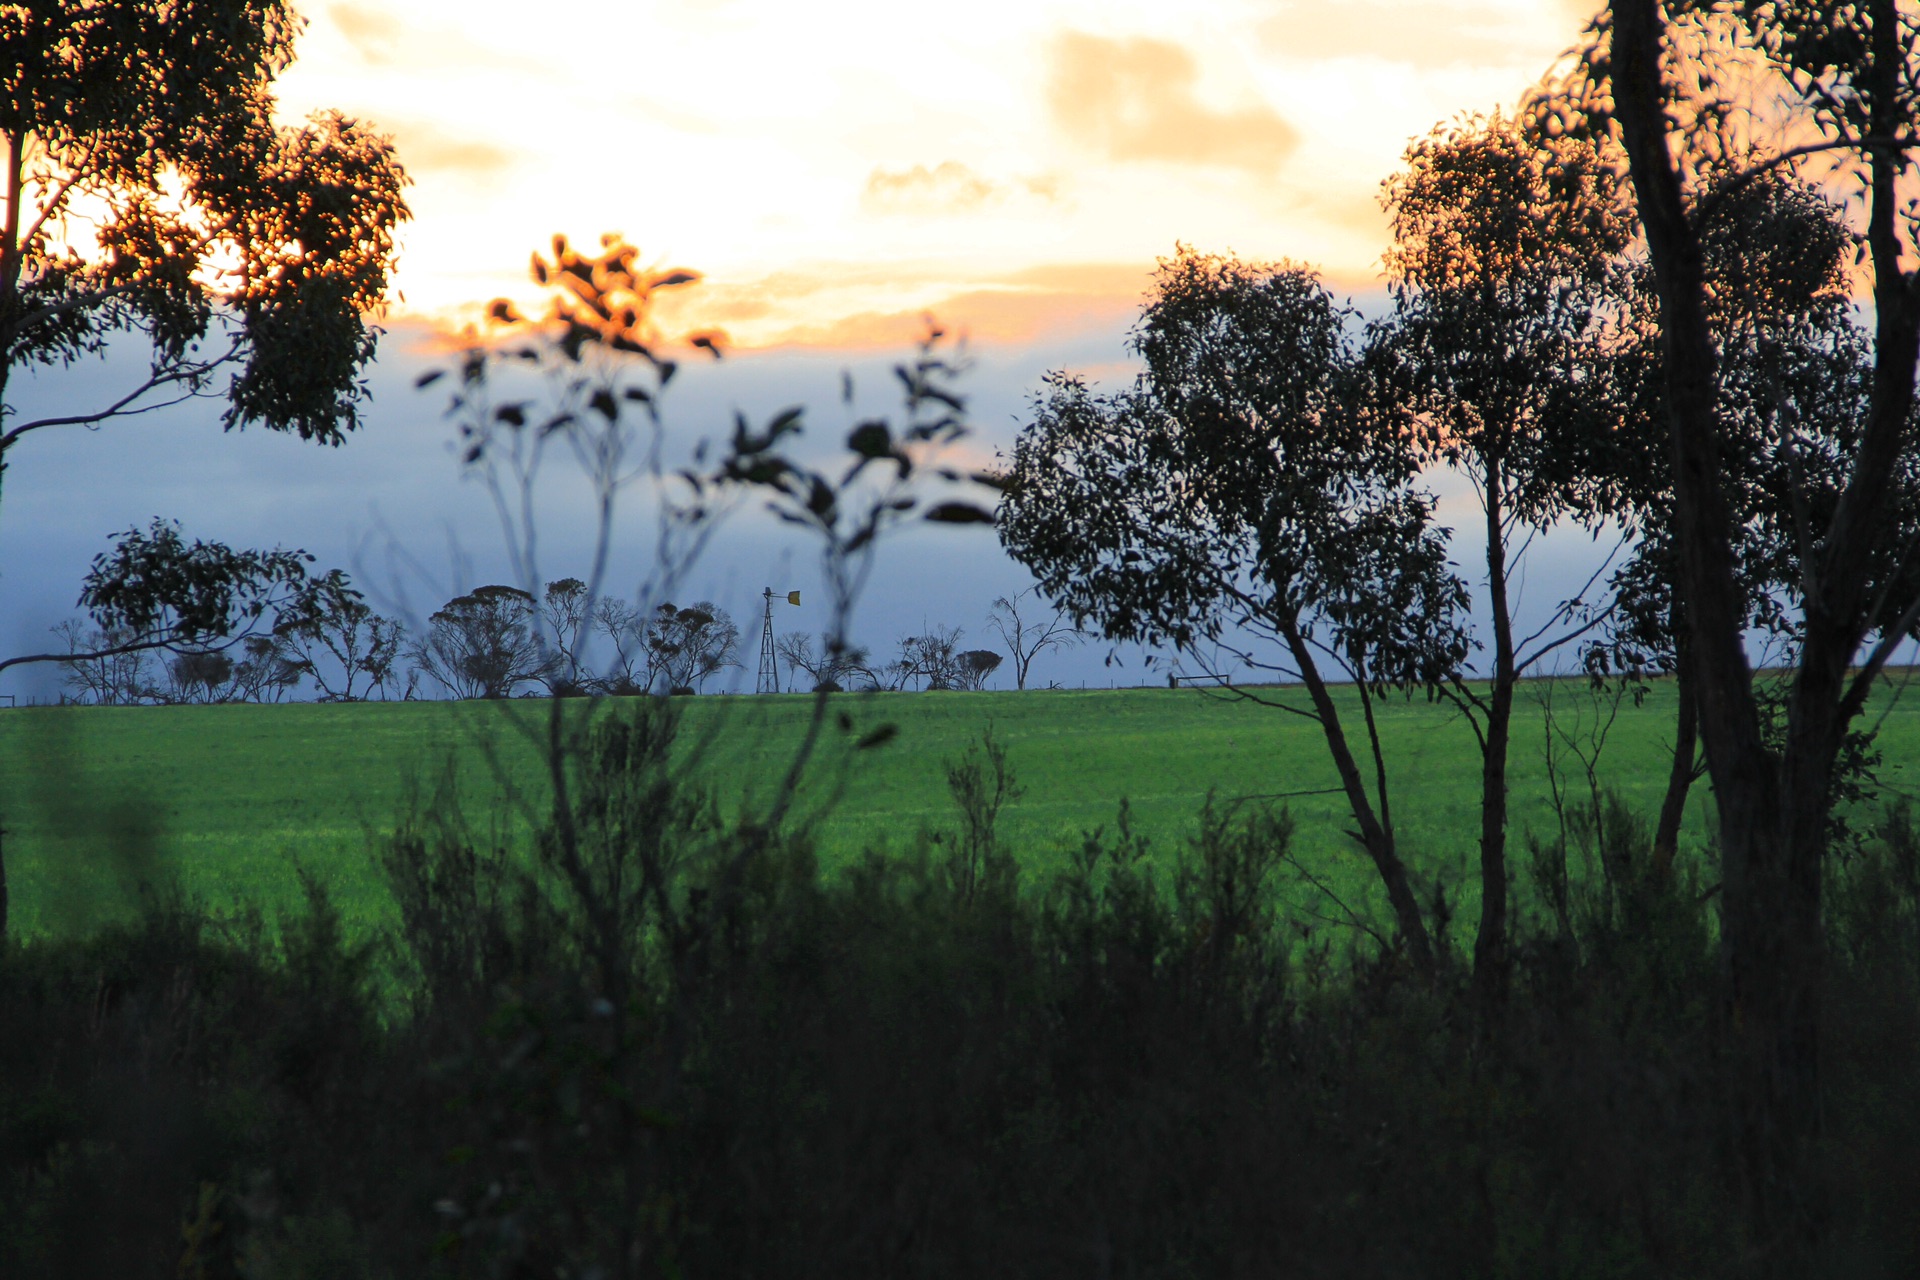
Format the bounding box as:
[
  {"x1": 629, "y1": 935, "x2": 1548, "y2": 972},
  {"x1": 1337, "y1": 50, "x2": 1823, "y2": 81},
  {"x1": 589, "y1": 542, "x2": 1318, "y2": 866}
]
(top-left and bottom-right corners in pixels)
[
  {"x1": 275, "y1": 569, "x2": 402, "y2": 702},
  {"x1": 641, "y1": 601, "x2": 739, "y2": 694},
  {"x1": 0, "y1": 0, "x2": 410, "y2": 504},
  {"x1": 408, "y1": 585, "x2": 545, "y2": 700}
]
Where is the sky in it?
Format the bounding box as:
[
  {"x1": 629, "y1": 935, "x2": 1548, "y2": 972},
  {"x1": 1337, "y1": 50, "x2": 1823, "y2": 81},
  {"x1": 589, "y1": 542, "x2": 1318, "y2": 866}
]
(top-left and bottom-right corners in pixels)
[{"x1": 1, "y1": 0, "x2": 1611, "y2": 700}]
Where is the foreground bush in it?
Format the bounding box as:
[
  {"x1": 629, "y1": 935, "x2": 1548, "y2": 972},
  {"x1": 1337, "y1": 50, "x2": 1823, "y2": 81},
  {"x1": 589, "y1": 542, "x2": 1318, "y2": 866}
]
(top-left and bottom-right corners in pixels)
[{"x1": 2, "y1": 706, "x2": 1917, "y2": 1277}]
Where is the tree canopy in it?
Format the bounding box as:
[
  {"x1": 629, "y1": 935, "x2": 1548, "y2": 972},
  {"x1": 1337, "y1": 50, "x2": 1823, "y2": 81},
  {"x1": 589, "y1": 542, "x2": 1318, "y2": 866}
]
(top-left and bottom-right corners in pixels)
[
  {"x1": 1001, "y1": 247, "x2": 1467, "y2": 968},
  {"x1": 0, "y1": 0, "x2": 409, "y2": 518}
]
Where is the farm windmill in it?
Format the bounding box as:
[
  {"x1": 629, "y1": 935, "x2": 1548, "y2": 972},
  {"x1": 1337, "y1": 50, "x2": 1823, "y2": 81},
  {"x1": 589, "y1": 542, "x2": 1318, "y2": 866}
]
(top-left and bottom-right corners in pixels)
[{"x1": 756, "y1": 588, "x2": 801, "y2": 693}]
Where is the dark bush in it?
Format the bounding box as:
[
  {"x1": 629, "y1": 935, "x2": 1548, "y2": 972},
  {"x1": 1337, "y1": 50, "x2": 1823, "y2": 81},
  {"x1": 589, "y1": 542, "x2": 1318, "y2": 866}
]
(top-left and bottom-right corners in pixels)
[{"x1": 2, "y1": 709, "x2": 1918, "y2": 1276}]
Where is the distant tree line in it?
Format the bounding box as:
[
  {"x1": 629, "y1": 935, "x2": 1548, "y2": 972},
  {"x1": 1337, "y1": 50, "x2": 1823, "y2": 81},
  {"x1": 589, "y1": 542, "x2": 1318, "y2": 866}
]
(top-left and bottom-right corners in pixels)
[
  {"x1": 29, "y1": 549, "x2": 1086, "y2": 704},
  {"x1": 23, "y1": 552, "x2": 1100, "y2": 705},
  {"x1": 35, "y1": 566, "x2": 757, "y2": 705}
]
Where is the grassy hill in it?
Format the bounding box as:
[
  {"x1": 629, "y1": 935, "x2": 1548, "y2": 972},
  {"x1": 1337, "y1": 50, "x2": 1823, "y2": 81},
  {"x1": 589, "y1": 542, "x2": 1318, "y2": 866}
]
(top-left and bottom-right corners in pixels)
[{"x1": 5, "y1": 678, "x2": 1918, "y2": 942}]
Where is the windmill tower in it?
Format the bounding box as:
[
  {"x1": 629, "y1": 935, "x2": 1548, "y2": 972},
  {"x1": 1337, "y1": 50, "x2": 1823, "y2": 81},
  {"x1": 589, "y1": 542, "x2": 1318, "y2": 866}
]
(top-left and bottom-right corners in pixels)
[{"x1": 756, "y1": 588, "x2": 801, "y2": 693}]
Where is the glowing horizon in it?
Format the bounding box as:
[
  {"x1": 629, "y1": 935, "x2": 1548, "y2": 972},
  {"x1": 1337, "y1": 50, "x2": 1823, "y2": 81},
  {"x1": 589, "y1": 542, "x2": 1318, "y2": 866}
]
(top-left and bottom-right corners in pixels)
[{"x1": 271, "y1": 0, "x2": 1594, "y2": 349}]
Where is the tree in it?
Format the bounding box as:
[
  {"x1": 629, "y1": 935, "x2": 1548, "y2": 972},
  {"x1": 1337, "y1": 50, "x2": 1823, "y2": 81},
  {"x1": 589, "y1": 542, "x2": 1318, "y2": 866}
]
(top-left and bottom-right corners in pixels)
[
  {"x1": 1001, "y1": 248, "x2": 1468, "y2": 971},
  {"x1": 1, "y1": 519, "x2": 319, "y2": 684},
  {"x1": 52, "y1": 618, "x2": 151, "y2": 704},
  {"x1": 894, "y1": 626, "x2": 965, "y2": 691},
  {"x1": 1599, "y1": 0, "x2": 1920, "y2": 1248},
  {"x1": 276, "y1": 569, "x2": 403, "y2": 701},
  {"x1": 1, "y1": 519, "x2": 318, "y2": 941},
  {"x1": 775, "y1": 630, "x2": 872, "y2": 693},
  {"x1": 1372, "y1": 110, "x2": 1634, "y2": 995},
  {"x1": 0, "y1": 1, "x2": 409, "y2": 526},
  {"x1": 642, "y1": 601, "x2": 739, "y2": 694},
  {"x1": 956, "y1": 649, "x2": 1002, "y2": 691},
  {"x1": 1580, "y1": 170, "x2": 1891, "y2": 873},
  {"x1": 228, "y1": 633, "x2": 303, "y2": 702},
  {"x1": 986, "y1": 588, "x2": 1081, "y2": 690},
  {"x1": 538, "y1": 577, "x2": 593, "y2": 693},
  {"x1": 162, "y1": 648, "x2": 234, "y2": 703},
  {"x1": 590, "y1": 597, "x2": 648, "y2": 694},
  {"x1": 409, "y1": 585, "x2": 545, "y2": 700}
]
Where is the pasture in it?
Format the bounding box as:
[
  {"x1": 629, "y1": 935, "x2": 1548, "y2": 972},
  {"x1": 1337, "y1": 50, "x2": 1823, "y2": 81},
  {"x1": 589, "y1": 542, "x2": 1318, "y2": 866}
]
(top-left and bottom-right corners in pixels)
[{"x1": 4, "y1": 677, "x2": 1919, "y2": 943}]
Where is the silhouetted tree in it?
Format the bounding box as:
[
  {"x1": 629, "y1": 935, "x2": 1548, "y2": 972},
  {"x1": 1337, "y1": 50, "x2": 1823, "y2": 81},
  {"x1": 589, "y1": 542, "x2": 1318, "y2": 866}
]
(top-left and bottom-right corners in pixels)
[
  {"x1": 276, "y1": 570, "x2": 403, "y2": 701},
  {"x1": 51, "y1": 619, "x2": 151, "y2": 705},
  {"x1": 642, "y1": 601, "x2": 739, "y2": 694},
  {"x1": 895, "y1": 626, "x2": 965, "y2": 691},
  {"x1": 2, "y1": 521, "x2": 320, "y2": 687},
  {"x1": 537, "y1": 577, "x2": 594, "y2": 694},
  {"x1": 987, "y1": 587, "x2": 1081, "y2": 690},
  {"x1": 0, "y1": 1, "x2": 409, "y2": 530},
  {"x1": 1002, "y1": 248, "x2": 1466, "y2": 972},
  {"x1": 1577, "y1": 170, "x2": 1899, "y2": 873},
  {"x1": 162, "y1": 649, "x2": 234, "y2": 704},
  {"x1": 1372, "y1": 109, "x2": 1633, "y2": 996},
  {"x1": 775, "y1": 630, "x2": 871, "y2": 693},
  {"x1": 410, "y1": 585, "x2": 545, "y2": 700},
  {"x1": 1603, "y1": 0, "x2": 1920, "y2": 1247},
  {"x1": 588, "y1": 597, "x2": 649, "y2": 694},
  {"x1": 957, "y1": 649, "x2": 1002, "y2": 691}
]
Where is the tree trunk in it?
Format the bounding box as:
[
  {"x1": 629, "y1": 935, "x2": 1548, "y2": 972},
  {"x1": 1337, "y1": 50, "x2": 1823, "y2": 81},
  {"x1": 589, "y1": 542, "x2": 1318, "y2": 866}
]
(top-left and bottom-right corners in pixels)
[
  {"x1": 1278, "y1": 613, "x2": 1435, "y2": 974},
  {"x1": 1652, "y1": 642, "x2": 1698, "y2": 880},
  {"x1": 1473, "y1": 460, "x2": 1515, "y2": 1005}
]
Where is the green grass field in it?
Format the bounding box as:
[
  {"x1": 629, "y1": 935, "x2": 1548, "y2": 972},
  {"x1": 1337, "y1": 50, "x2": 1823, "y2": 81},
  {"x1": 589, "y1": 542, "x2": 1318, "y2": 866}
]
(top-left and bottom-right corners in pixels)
[{"x1": 5, "y1": 678, "x2": 1919, "y2": 943}]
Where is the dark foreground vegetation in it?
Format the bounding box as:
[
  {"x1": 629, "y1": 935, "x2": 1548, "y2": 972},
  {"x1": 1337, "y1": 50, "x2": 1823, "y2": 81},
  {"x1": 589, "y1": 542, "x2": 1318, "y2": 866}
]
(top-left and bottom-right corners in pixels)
[{"x1": 3, "y1": 706, "x2": 1918, "y2": 1279}]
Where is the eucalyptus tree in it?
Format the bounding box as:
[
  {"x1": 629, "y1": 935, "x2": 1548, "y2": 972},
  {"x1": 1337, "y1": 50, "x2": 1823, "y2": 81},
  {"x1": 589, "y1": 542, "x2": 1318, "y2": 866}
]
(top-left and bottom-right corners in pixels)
[
  {"x1": 1372, "y1": 111, "x2": 1634, "y2": 994},
  {"x1": 986, "y1": 587, "x2": 1081, "y2": 691},
  {"x1": 641, "y1": 602, "x2": 739, "y2": 694},
  {"x1": 0, "y1": 0, "x2": 409, "y2": 526},
  {"x1": 1002, "y1": 248, "x2": 1467, "y2": 972},
  {"x1": 410, "y1": 585, "x2": 546, "y2": 700},
  {"x1": 1584, "y1": 171, "x2": 1902, "y2": 872},
  {"x1": 276, "y1": 568, "x2": 404, "y2": 701},
  {"x1": 774, "y1": 631, "x2": 874, "y2": 693},
  {"x1": 1603, "y1": 0, "x2": 1920, "y2": 1249}
]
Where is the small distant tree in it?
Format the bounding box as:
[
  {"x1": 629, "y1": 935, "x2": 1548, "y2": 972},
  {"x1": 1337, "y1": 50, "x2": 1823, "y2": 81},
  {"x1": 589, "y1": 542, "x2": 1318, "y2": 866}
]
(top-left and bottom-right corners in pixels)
[
  {"x1": 410, "y1": 585, "x2": 545, "y2": 700},
  {"x1": 277, "y1": 570, "x2": 403, "y2": 701},
  {"x1": 233, "y1": 634, "x2": 304, "y2": 702},
  {"x1": 957, "y1": 649, "x2": 1002, "y2": 691},
  {"x1": 52, "y1": 619, "x2": 152, "y2": 705},
  {"x1": 642, "y1": 602, "x2": 739, "y2": 694},
  {"x1": 775, "y1": 630, "x2": 872, "y2": 693},
  {"x1": 589, "y1": 598, "x2": 647, "y2": 694},
  {"x1": 538, "y1": 577, "x2": 594, "y2": 693},
  {"x1": 895, "y1": 626, "x2": 965, "y2": 691},
  {"x1": 162, "y1": 649, "x2": 235, "y2": 704},
  {"x1": 987, "y1": 588, "x2": 1081, "y2": 690}
]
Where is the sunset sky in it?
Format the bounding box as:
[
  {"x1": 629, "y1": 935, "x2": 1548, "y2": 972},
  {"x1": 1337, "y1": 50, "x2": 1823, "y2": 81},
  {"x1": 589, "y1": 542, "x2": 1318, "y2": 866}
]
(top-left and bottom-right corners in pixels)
[
  {"x1": 3, "y1": 0, "x2": 1613, "y2": 697},
  {"x1": 276, "y1": 0, "x2": 1595, "y2": 345}
]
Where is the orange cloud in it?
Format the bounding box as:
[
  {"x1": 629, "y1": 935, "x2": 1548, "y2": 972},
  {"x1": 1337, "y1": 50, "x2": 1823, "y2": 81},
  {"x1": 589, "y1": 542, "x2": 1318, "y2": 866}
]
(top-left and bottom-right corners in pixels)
[
  {"x1": 384, "y1": 120, "x2": 514, "y2": 177},
  {"x1": 863, "y1": 162, "x2": 1002, "y2": 216},
  {"x1": 1257, "y1": 1, "x2": 1597, "y2": 69},
  {"x1": 1047, "y1": 32, "x2": 1298, "y2": 175},
  {"x1": 329, "y1": 4, "x2": 404, "y2": 66},
  {"x1": 861, "y1": 162, "x2": 1063, "y2": 217},
  {"x1": 409, "y1": 252, "x2": 1209, "y2": 357},
  {"x1": 754, "y1": 263, "x2": 1153, "y2": 351}
]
